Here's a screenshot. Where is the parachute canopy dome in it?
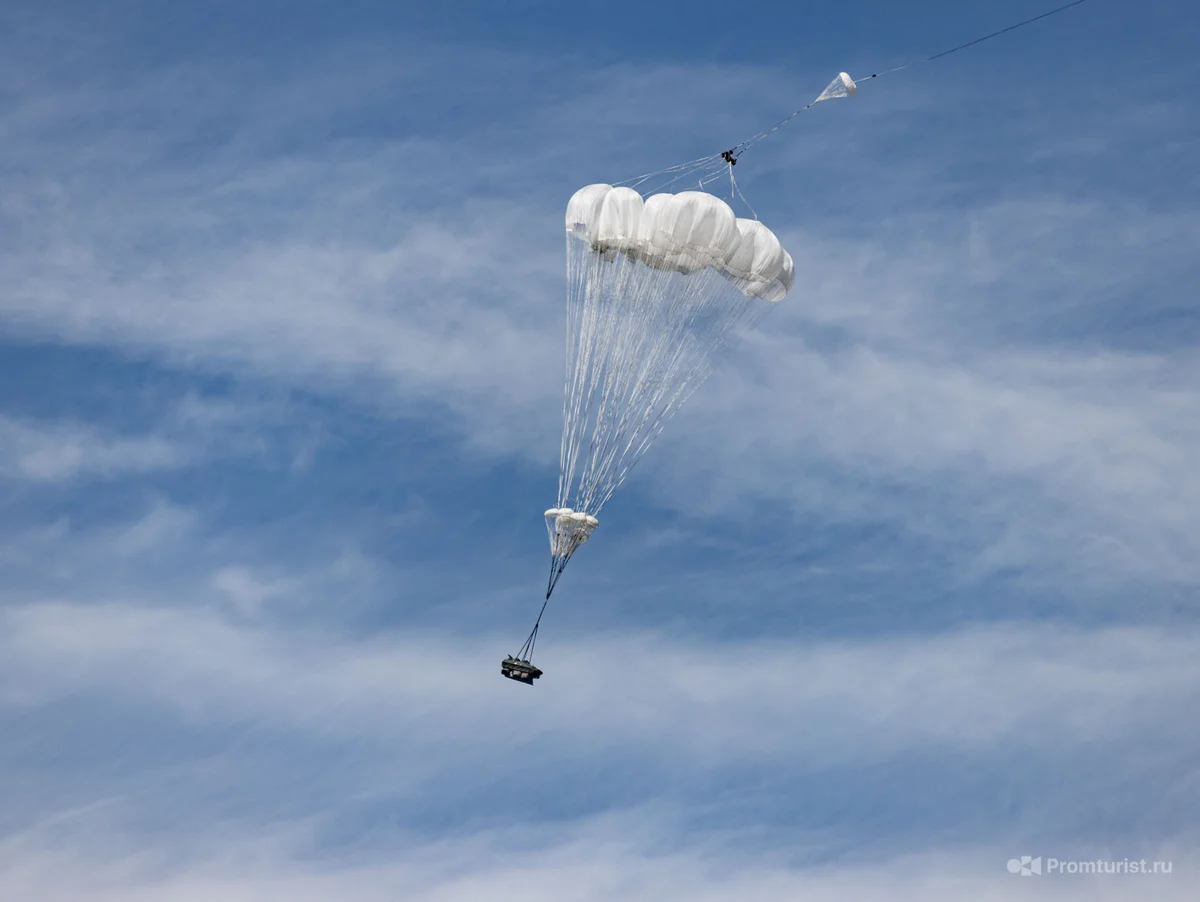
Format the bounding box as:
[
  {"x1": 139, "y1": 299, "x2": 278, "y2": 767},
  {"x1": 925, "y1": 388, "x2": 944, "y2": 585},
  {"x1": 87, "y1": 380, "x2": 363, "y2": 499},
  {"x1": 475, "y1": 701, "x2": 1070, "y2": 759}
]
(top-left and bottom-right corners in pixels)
[
  {"x1": 544, "y1": 185, "x2": 793, "y2": 597},
  {"x1": 564, "y1": 185, "x2": 794, "y2": 299}
]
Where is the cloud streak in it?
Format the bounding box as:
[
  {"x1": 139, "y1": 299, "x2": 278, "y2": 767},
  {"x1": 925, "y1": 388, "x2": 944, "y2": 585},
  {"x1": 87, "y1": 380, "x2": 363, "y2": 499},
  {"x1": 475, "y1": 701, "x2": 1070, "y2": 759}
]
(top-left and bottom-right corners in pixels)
[
  {"x1": 4, "y1": 598, "x2": 1196, "y2": 768},
  {"x1": 0, "y1": 414, "x2": 186, "y2": 482},
  {"x1": 1, "y1": 810, "x2": 1193, "y2": 902},
  {"x1": 5, "y1": 41, "x2": 1196, "y2": 590},
  {"x1": 1, "y1": 8, "x2": 1198, "y2": 900}
]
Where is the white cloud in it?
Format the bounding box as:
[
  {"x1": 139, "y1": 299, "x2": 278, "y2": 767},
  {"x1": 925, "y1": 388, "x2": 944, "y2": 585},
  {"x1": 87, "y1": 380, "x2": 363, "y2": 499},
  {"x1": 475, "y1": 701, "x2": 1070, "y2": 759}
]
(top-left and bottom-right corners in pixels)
[
  {"x1": 2, "y1": 599, "x2": 1196, "y2": 767},
  {"x1": 644, "y1": 197, "x2": 1200, "y2": 588},
  {"x1": 1, "y1": 9, "x2": 1197, "y2": 900},
  {"x1": 0, "y1": 813, "x2": 1193, "y2": 902},
  {"x1": 110, "y1": 502, "x2": 196, "y2": 556},
  {"x1": 0, "y1": 391, "x2": 313, "y2": 485},
  {"x1": 0, "y1": 25, "x2": 1197, "y2": 901},
  {"x1": 3, "y1": 43, "x2": 1196, "y2": 589},
  {"x1": 212, "y1": 566, "x2": 301, "y2": 615},
  {"x1": 0, "y1": 414, "x2": 186, "y2": 482}
]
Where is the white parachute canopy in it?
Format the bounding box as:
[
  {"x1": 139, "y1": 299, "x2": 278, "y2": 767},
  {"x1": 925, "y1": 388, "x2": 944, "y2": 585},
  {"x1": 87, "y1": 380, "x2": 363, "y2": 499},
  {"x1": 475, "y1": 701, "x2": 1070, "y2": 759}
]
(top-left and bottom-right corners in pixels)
[
  {"x1": 815, "y1": 71, "x2": 857, "y2": 104},
  {"x1": 545, "y1": 184, "x2": 794, "y2": 596}
]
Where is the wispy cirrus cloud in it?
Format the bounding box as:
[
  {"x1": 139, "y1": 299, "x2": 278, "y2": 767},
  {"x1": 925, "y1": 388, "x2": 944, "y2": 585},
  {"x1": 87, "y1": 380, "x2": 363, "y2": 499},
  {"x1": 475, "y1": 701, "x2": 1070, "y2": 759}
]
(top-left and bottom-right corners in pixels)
[
  {"x1": 5, "y1": 599, "x2": 1197, "y2": 760},
  {"x1": 2, "y1": 596, "x2": 1197, "y2": 901},
  {"x1": 1, "y1": 817, "x2": 1193, "y2": 902},
  {"x1": 0, "y1": 414, "x2": 186, "y2": 482},
  {"x1": 0, "y1": 388, "x2": 320, "y2": 484},
  {"x1": 4, "y1": 34, "x2": 1196, "y2": 590},
  {"x1": 647, "y1": 194, "x2": 1200, "y2": 590},
  {"x1": 1, "y1": 5, "x2": 1198, "y2": 900}
]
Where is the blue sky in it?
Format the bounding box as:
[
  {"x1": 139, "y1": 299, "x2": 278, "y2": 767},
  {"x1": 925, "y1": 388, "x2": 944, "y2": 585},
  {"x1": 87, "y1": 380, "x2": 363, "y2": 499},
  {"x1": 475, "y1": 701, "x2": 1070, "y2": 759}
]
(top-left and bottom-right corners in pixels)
[{"x1": 2, "y1": 0, "x2": 1198, "y2": 898}]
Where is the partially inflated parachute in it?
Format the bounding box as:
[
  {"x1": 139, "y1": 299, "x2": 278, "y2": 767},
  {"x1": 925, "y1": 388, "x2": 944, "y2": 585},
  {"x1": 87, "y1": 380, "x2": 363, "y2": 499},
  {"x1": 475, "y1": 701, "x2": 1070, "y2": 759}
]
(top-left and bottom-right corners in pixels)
[{"x1": 543, "y1": 186, "x2": 794, "y2": 597}]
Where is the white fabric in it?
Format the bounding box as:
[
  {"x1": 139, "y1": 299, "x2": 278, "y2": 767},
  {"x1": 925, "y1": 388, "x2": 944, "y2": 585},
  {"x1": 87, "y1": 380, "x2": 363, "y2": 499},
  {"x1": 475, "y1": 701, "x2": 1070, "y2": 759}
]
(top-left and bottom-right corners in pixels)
[
  {"x1": 727, "y1": 220, "x2": 793, "y2": 302},
  {"x1": 720, "y1": 217, "x2": 788, "y2": 300},
  {"x1": 636, "y1": 193, "x2": 700, "y2": 273},
  {"x1": 565, "y1": 184, "x2": 613, "y2": 242},
  {"x1": 776, "y1": 250, "x2": 795, "y2": 298},
  {"x1": 564, "y1": 184, "x2": 789, "y2": 298},
  {"x1": 644, "y1": 191, "x2": 743, "y2": 271},
  {"x1": 592, "y1": 187, "x2": 644, "y2": 254},
  {"x1": 742, "y1": 246, "x2": 793, "y2": 303},
  {"x1": 545, "y1": 506, "x2": 599, "y2": 558},
  {"x1": 815, "y1": 71, "x2": 857, "y2": 104}
]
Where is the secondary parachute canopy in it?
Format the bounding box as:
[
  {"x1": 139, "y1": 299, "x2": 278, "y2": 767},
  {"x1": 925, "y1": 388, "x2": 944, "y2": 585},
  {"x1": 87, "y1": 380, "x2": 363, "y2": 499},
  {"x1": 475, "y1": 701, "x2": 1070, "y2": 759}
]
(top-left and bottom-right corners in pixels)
[{"x1": 544, "y1": 185, "x2": 794, "y2": 597}]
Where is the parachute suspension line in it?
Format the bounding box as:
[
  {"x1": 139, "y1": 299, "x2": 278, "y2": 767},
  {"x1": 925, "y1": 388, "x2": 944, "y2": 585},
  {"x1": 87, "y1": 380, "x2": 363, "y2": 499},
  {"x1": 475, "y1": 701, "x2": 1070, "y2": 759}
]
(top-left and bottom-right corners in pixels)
[
  {"x1": 557, "y1": 236, "x2": 771, "y2": 528},
  {"x1": 724, "y1": 92, "x2": 829, "y2": 163},
  {"x1": 546, "y1": 546, "x2": 573, "y2": 598},
  {"x1": 727, "y1": 160, "x2": 759, "y2": 221},
  {"x1": 619, "y1": 152, "x2": 726, "y2": 194},
  {"x1": 516, "y1": 597, "x2": 549, "y2": 661}
]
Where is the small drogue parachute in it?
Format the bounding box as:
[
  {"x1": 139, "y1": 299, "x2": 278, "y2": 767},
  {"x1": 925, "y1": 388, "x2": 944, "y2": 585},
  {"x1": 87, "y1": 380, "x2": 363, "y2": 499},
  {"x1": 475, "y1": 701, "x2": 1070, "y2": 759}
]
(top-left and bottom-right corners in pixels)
[
  {"x1": 544, "y1": 185, "x2": 795, "y2": 597},
  {"x1": 816, "y1": 71, "x2": 857, "y2": 103}
]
